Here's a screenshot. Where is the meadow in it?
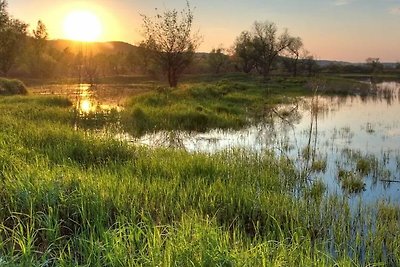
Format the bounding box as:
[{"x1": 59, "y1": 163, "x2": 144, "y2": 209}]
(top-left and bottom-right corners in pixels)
[{"x1": 0, "y1": 76, "x2": 400, "y2": 266}]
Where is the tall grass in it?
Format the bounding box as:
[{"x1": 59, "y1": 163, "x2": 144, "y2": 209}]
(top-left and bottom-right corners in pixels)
[
  {"x1": 0, "y1": 95, "x2": 399, "y2": 265},
  {"x1": 121, "y1": 78, "x2": 307, "y2": 137}
]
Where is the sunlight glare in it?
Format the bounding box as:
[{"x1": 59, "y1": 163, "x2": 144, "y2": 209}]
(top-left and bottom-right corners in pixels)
[
  {"x1": 63, "y1": 10, "x2": 102, "y2": 42},
  {"x1": 80, "y1": 99, "x2": 92, "y2": 113}
]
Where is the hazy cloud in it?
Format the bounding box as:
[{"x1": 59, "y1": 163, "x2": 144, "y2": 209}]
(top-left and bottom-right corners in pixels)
[
  {"x1": 333, "y1": 0, "x2": 351, "y2": 6},
  {"x1": 389, "y1": 7, "x2": 400, "y2": 14}
]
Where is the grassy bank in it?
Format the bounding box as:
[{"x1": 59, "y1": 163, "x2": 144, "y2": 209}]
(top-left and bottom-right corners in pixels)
[
  {"x1": 121, "y1": 74, "x2": 376, "y2": 137},
  {"x1": 0, "y1": 94, "x2": 400, "y2": 265},
  {"x1": 122, "y1": 75, "x2": 312, "y2": 136}
]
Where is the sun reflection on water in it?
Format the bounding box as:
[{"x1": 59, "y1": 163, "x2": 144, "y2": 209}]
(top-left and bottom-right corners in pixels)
[{"x1": 77, "y1": 84, "x2": 96, "y2": 113}]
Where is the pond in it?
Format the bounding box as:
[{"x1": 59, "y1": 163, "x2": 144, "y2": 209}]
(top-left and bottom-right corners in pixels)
[
  {"x1": 31, "y1": 81, "x2": 400, "y2": 204},
  {"x1": 132, "y1": 82, "x2": 400, "y2": 204}
]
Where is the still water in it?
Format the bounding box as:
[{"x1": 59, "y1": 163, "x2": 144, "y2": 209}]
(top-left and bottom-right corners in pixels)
[
  {"x1": 31, "y1": 81, "x2": 400, "y2": 203},
  {"x1": 134, "y1": 82, "x2": 400, "y2": 204}
]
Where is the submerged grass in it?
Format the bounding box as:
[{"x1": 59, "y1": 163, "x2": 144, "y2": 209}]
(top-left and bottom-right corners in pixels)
[{"x1": 1, "y1": 88, "x2": 400, "y2": 265}]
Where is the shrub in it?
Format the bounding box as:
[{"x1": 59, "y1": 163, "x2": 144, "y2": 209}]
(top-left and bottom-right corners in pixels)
[{"x1": 0, "y1": 78, "x2": 28, "y2": 95}]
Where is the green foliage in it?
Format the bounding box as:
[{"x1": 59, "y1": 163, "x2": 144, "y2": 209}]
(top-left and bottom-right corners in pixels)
[
  {"x1": 0, "y1": 78, "x2": 27, "y2": 95},
  {"x1": 338, "y1": 169, "x2": 365, "y2": 193},
  {"x1": 121, "y1": 76, "x2": 314, "y2": 136},
  {"x1": 0, "y1": 1, "x2": 28, "y2": 75}
]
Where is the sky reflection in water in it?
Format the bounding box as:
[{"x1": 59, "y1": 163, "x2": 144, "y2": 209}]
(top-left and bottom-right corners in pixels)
[{"x1": 137, "y1": 82, "x2": 400, "y2": 204}]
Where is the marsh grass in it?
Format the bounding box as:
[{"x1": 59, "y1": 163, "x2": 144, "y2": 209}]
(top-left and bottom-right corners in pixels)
[
  {"x1": 121, "y1": 77, "x2": 310, "y2": 137},
  {"x1": 1, "y1": 93, "x2": 400, "y2": 265}
]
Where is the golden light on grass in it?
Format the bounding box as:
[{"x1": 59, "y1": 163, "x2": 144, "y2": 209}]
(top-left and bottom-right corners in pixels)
[{"x1": 63, "y1": 10, "x2": 103, "y2": 42}]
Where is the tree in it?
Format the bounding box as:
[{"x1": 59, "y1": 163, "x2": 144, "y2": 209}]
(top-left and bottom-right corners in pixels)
[
  {"x1": 251, "y1": 21, "x2": 294, "y2": 79},
  {"x1": 234, "y1": 21, "x2": 295, "y2": 79},
  {"x1": 300, "y1": 50, "x2": 318, "y2": 76},
  {"x1": 141, "y1": 1, "x2": 201, "y2": 87},
  {"x1": 28, "y1": 20, "x2": 49, "y2": 77},
  {"x1": 0, "y1": 0, "x2": 28, "y2": 76},
  {"x1": 284, "y1": 37, "x2": 303, "y2": 76},
  {"x1": 366, "y1": 57, "x2": 383, "y2": 73},
  {"x1": 32, "y1": 20, "x2": 48, "y2": 55},
  {"x1": 208, "y1": 47, "x2": 229, "y2": 74},
  {"x1": 233, "y1": 31, "x2": 256, "y2": 73}
]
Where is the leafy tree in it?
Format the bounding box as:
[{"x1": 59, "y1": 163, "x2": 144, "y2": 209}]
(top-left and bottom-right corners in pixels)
[
  {"x1": 300, "y1": 51, "x2": 318, "y2": 76},
  {"x1": 284, "y1": 37, "x2": 303, "y2": 76},
  {"x1": 141, "y1": 1, "x2": 201, "y2": 87},
  {"x1": 251, "y1": 21, "x2": 294, "y2": 79},
  {"x1": 366, "y1": 57, "x2": 383, "y2": 73},
  {"x1": 234, "y1": 21, "x2": 295, "y2": 79},
  {"x1": 32, "y1": 20, "x2": 48, "y2": 54},
  {"x1": 0, "y1": 0, "x2": 28, "y2": 76},
  {"x1": 28, "y1": 20, "x2": 50, "y2": 77},
  {"x1": 233, "y1": 31, "x2": 256, "y2": 73},
  {"x1": 208, "y1": 47, "x2": 229, "y2": 74}
]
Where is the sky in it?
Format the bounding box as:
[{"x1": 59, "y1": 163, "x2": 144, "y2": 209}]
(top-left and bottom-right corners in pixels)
[{"x1": 8, "y1": 0, "x2": 400, "y2": 62}]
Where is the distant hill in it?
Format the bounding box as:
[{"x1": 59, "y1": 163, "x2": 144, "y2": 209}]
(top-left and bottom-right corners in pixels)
[
  {"x1": 316, "y1": 60, "x2": 398, "y2": 68},
  {"x1": 48, "y1": 39, "x2": 138, "y2": 55},
  {"x1": 315, "y1": 60, "x2": 353, "y2": 67}
]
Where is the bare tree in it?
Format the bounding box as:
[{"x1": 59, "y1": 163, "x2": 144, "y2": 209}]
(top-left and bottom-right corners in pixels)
[{"x1": 141, "y1": 1, "x2": 201, "y2": 87}]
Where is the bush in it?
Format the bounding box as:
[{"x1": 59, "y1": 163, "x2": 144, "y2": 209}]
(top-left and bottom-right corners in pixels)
[{"x1": 0, "y1": 78, "x2": 28, "y2": 95}]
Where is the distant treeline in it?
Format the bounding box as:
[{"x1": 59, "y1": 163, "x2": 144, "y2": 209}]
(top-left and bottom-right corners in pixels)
[
  {"x1": 4, "y1": 37, "x2": 398, "y2": 82},
  {"x1": 1, "y1": 0, "x2": 399, "y2": 83}
]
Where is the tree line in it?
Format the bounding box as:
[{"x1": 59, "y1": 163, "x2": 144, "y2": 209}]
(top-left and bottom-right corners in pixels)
[{"x1": 1, "y1": 0, "x2": 398, "y2": 86}]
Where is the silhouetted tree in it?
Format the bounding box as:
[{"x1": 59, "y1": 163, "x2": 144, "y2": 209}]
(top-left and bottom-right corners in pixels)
[
  {"x1": 0, "y1": 0, "x2": 28, "y2": 76},
  {"x1": 284, "y1": 37, "x2": 303, "y2": 76},
  {"x1": 300, "y1": 51, "x2": 318, "y2": 76},
  {"x1": 28, "y1": 20, "x2": 50, "y2": 77},
  {"x1": 233, "y1": 31, "x2": 256, "y2": 73},
  {"x1": 251, "y1": 21, "x2": 294, "y2": 79},
  {"x1": 208, "y1": 47, "x2": 229, "y2": 74},
  {"x1": 366, "y1": 57, "x2": 383, "y2": 73},
  {"x1": 234, "y1": 21, "x2": 295, "y2": 79},
  {"x1": 141, "y1": 1, "x2": 201, "y2": 87},
  {"x1": 32, "y1": 20, "x2": 47, "y2": 53}
]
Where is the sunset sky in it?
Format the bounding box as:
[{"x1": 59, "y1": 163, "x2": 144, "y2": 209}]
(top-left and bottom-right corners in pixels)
[{"x1": 8, "y1": 0, "x2": 400, "y2": 62}]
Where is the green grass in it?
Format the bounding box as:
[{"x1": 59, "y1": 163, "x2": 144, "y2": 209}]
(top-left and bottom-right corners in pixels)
[
  {"x1": 1, "y1": 84, "x2": 400, "y2": 265},
  {"x1": 121, "y1": 76, "x2": 312, "y2": 136}
]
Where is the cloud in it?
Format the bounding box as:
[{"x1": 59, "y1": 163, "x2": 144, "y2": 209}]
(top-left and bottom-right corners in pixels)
[
  {"x1": 389, "y1": 7, "x2": 400, "y2": 14},
  {"x1": 333, "y1": 0, "x2": 352, "y2": 6}
]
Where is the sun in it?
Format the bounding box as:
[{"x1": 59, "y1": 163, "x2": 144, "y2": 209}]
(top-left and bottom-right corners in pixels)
[{"x1": 63, "y1": 10, "x2": 103, "y2": 42}]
